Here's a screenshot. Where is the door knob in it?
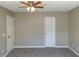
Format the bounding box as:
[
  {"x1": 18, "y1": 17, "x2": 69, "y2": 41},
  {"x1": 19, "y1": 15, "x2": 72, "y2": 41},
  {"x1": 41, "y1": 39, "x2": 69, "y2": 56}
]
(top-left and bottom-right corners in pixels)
[{"x1": 8, "y1": 36, "x2": 10, "y2": 38}]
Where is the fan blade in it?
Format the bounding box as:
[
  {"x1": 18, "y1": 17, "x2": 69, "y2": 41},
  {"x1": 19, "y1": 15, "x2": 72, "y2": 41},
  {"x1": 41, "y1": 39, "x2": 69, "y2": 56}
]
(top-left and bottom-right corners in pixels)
[
  {"x1": 20, "y1": 1, "x2": 29, "y2": 6},
  {"x1": 28, "y1": 1, "x2": 34, "y2": 4},
  {"x1": 34, "y1": 6, "x2": 44, "y2": 8},
  {"x1": 19, "y1": 6, "x2": 27, "y2": 8},
  {"x1": 33, "y1": 1, "x2": 41, "y2": 5}
]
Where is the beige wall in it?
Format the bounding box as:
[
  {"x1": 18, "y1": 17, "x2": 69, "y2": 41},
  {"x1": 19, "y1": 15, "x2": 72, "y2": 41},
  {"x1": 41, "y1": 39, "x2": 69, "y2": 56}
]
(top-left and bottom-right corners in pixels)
[
  {"x1": 0, "y1": 6, "x2": 14, "y2": 57},
  {"x1": 15, "y1": 12, "x2": 68, "y2": 46},
  {"x1": 0, "y1": 3, "x2": 79, "y2": 56},
  {"x1": 0, "y1": 5, "x2": 68, "y2": 56},
  {"x1": 68, "y1": 7, "x2": 79, "y2": 53}
]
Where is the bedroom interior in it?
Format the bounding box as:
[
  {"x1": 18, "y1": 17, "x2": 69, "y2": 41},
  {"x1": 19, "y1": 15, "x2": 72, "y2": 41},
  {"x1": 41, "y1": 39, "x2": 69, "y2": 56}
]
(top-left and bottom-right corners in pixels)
[{"x1": 0, "y1": 1, "x2": 79, "y2": 57}]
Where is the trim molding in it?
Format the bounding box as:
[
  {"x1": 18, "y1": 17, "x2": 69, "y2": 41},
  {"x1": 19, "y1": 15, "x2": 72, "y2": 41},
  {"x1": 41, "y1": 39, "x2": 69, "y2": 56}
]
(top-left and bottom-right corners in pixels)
[
  {"x1": 54, "y1": 46, "x2": 68, "y2": 48},
  {"x1": 2, "y1": 49, "x2": 12, "y2": 57},
  {"x1": 69, "y1": 47, "x2": 79, "y2": 56},
  {"x1": 2, "y1": 46, "x2": 15, "y2": 57},
  {"x1": 2, "y1": 52, "x2": 9, "y2": 57},
  {"x1": 15, "y1": 46, "x2": 69, "y2": 48},
  {"x1": 15, "y1": 46, "x2": 46, "y2": 48}
]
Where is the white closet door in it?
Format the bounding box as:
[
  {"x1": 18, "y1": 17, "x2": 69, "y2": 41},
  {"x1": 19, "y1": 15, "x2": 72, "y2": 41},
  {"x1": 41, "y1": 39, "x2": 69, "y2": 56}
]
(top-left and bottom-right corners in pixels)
[
  {"x1": 44, "y1": 17, "x2": 55, "y2": 47},
  {"x1": 6, "y1": 15, "x2": 15, "y2": 52}
]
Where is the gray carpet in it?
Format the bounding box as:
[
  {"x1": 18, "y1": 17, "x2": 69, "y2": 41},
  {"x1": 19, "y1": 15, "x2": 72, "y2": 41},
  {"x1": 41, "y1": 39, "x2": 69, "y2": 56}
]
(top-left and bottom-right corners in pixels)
[{"x1": 7, "y1": 48, "x2": 78, "y2": 57}]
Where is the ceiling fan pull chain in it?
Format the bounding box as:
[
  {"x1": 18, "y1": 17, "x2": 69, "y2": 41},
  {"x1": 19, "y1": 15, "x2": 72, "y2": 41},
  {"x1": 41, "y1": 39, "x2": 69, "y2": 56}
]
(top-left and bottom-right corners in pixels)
[{"x1": 30, "y1": 7, "x2": 31, "y2": 12}]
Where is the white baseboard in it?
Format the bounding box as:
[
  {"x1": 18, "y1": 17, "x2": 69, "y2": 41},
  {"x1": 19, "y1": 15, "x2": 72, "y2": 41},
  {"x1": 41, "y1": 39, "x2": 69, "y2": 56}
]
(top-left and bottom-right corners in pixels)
[
  {"x1": 54, "y1": 46, "x2": 68, "y2": 48},
  {"x1": 2, "y1": 47, "x2": 14, "y2": 57},
  {"x1": 2, "y1": 49, "x2": 12, "y2": 57},
  {"x1": 69, "y1": 47, "x2": 79, "y2": 56},
  {"x1": 15, "y1": 46, "x2": 69, "y2": 48},
  {"x1": 2, "y1": 52, "x2": 9, "y2": 57},
  {"x1": 15, "y1": 46, "x2": 46, "y2": 48}
]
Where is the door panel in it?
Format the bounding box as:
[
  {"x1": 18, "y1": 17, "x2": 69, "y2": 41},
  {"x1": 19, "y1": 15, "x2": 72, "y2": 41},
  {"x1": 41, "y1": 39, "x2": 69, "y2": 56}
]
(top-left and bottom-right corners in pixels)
[
  {"x1": 7, "y1": 16, "x2": 14, "y2": 52},
  {"x1": 45, "y1": 17, "x2": 55, "y2": 47}
]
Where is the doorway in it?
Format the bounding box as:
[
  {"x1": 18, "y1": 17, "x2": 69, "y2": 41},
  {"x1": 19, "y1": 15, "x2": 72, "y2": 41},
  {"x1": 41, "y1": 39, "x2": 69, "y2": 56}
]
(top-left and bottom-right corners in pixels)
[
  {"x1": 44, "y1": 17, "x2": 56, "y2": 47},
  {"x1": 6, "y1": 15, "x2": 15, "y2": 52}
]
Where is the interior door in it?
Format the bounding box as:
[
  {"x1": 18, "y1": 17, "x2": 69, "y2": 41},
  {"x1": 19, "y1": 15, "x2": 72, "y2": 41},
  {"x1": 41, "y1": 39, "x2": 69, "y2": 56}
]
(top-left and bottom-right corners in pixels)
[
  {"x1": 44, "y1": 17, "x2": 55, "y2": 47},
  {"x1": 7, "y1": 15, "x2": 15, "y2": 52}
]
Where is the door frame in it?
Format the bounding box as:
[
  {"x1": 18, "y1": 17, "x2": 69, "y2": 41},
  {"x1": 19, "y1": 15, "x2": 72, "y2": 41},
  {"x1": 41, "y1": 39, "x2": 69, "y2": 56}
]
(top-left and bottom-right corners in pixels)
[
  {"x1": 44, "y1": 16, "x2": 56, "y2": 47},
  {"x1": 6, "y1": 15, "x2": 15, "y2": 52}
]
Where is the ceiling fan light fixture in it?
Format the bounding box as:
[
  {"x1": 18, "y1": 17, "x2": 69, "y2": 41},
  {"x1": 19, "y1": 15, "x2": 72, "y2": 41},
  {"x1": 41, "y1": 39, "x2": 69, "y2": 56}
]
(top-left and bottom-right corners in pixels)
[
  {"x1": 27, "y1": 7, "x2": 35, "y2": 12},
  {"x1": 20, "y1": 1, "x2": 44, "y2": 13}
]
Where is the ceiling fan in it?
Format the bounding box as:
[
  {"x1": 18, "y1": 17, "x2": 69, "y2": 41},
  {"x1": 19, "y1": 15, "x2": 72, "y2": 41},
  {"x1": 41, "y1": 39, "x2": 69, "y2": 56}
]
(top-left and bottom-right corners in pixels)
[{"x1": 19, "y1": 1, "x2": 44, "y2": 12}]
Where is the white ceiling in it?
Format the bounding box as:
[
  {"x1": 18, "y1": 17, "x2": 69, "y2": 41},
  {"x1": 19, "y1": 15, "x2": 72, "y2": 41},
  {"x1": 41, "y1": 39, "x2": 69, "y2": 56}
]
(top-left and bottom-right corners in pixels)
[{"x1": 0, "y1": 1, "x2": 79, "y2": 12}]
